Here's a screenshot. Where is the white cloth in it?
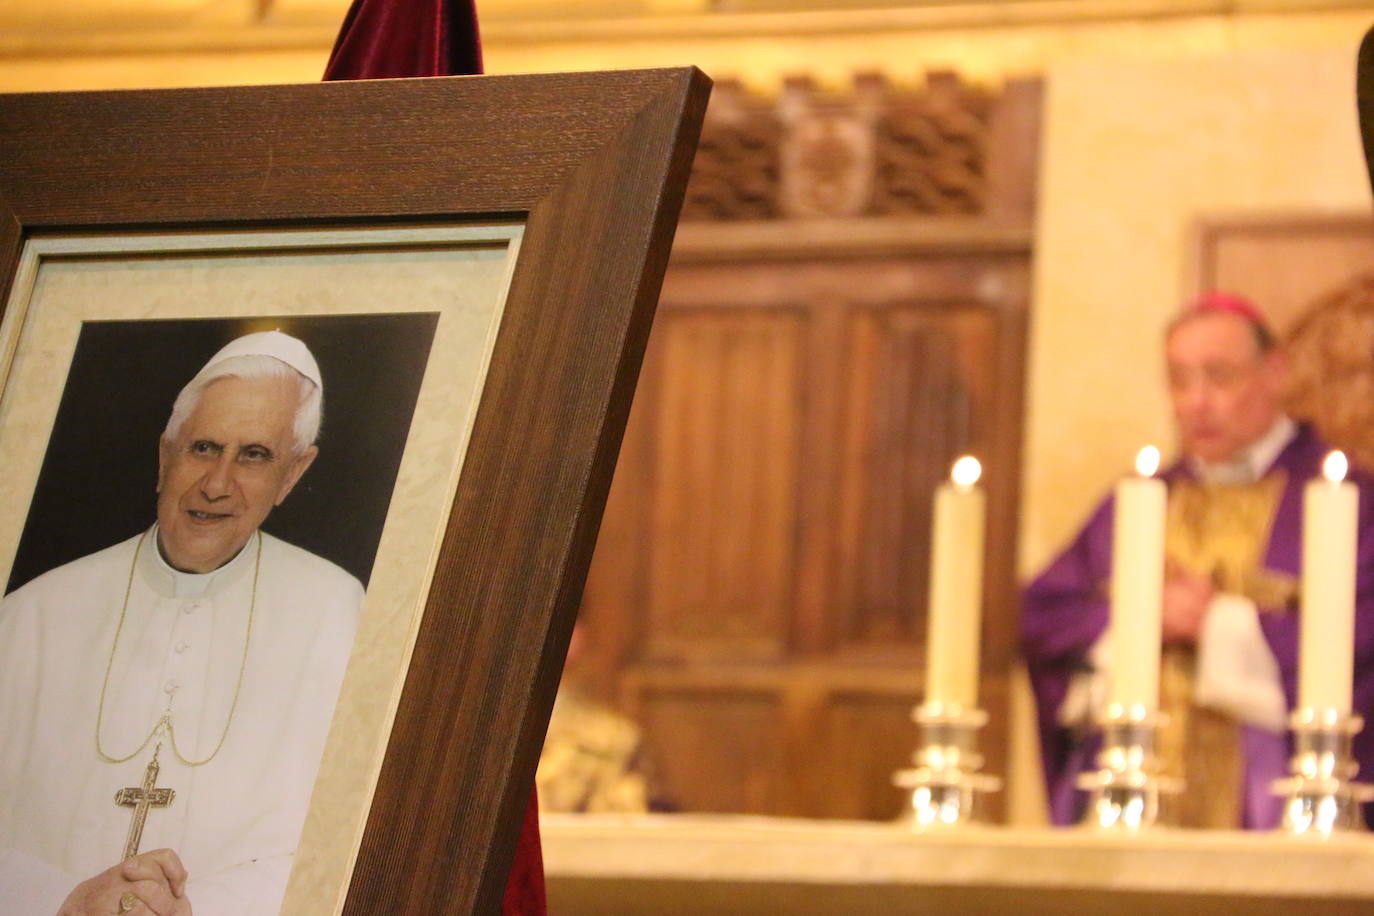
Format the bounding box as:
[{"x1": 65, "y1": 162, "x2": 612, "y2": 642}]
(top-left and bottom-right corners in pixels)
[
  {"x1": 1194, "y1": 593, "x2": 1286, "y2": 732},
  {"x1": 0, "y1": 528, "x2": 362, "y2": 916},
  {"x1": 201, "y1": 330, "x2": 322, "y2": 390}
]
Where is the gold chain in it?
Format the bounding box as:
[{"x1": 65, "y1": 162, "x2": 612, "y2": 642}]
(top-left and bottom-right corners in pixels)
[{"x1": 95, "y1": 529, "x2": 260, "y2": 768}]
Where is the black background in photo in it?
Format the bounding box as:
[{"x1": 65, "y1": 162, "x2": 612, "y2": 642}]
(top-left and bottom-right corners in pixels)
[{"x1": 6, "y1": 312, "x2": 440, "y2": 593}]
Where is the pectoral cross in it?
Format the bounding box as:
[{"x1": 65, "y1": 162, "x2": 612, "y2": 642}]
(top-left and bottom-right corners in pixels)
[{"x1": 115, "y1": 744, "x2": 176, "y2": 860}]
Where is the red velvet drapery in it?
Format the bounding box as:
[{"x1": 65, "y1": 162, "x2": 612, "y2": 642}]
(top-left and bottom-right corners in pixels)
[{"x1": 324, "y1": 0, "x2": 481, "y2": 80}]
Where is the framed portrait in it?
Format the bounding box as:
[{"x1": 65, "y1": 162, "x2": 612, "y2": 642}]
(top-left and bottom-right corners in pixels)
[{"x1": 0, "y1": 69, "x2": 709, "y2": 915}]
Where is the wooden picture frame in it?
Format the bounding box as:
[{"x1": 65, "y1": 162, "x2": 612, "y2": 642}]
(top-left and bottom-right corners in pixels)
[{"x1": 0, "y1": 68, "x2": 709, "y2": 914}]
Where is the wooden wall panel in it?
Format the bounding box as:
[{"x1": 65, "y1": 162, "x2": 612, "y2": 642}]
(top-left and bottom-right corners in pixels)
[
  {"x1": 645, "y1": 308, "x2": 805, "y2": 660},
  {"x1": 813, "y1": 692, "x2": 924, "y2": 820},
  {"x1": 834, "y1": 304, "x2": 998, "y2": 653},
  {"x1": 587, "y1": 259, "x2": 1027, "y2": 819},
  {"x1": 573, "y1": 250, "x2": 1030, "y2": 819},
  {"x1": 634, "y1": 685, "x2": 785, "y2": 813}
]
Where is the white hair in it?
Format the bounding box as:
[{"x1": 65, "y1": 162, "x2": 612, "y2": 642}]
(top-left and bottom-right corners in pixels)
[{"x1": 162, "y1": 354, "x2": 322, "y2": 455}]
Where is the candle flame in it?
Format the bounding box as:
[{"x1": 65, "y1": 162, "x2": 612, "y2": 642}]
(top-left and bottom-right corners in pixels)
[
  {"x1": 1323, "y1": 450, "x2": 1349, "y2": 484},
  {"x1": 1135, "y1": 445, "x2": 1161, "y2": 478},
  {"x1": 950, "y1": 455, "x2": 982, "y2": 490}
]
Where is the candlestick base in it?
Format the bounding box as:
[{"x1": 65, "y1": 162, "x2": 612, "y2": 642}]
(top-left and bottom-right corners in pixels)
[
  {"x1": 1077, "y1": 704, "x2": 1180, "y2": 832},
  {"x1": 1273, "y1": 708, "x2": 1374, "y2": 837},
  {"x1": 893, "y1": 702, "x2": 1002, "y2": 830}
]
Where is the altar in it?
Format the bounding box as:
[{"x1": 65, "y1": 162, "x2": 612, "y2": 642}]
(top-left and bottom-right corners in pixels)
[{"x1": 542, "y1": 814, "x2": 1374, "y2": 914}]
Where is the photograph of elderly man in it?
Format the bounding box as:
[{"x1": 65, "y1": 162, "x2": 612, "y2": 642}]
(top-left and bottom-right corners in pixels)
[{"x1": 0, "y1": 317, "x2": 436, "y2": 916}]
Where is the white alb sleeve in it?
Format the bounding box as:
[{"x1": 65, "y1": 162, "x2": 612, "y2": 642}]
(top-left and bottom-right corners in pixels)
[{"x1": 1193, "y1": 593, "x2": 1286, "y2": 732}]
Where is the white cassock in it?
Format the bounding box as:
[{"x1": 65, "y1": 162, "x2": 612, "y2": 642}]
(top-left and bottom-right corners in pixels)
[{"x1": 0, "y1": 526, "x2": 362, "y2": 916}]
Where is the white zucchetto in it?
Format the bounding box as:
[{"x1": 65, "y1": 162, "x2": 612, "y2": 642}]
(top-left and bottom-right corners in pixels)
[{"x1": 198, "y1": 330, "x2": 322, "y2": 391}]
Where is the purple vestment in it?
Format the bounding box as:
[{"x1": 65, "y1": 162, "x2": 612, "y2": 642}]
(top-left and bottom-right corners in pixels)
[{"x1": 1022, "y1": 424, "x2": 1374, "y2": 827}]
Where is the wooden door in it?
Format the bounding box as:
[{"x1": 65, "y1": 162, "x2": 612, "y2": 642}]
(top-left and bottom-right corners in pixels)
[{"x1": 566, "y1": 74, "x2": 1039, "y2": 821}]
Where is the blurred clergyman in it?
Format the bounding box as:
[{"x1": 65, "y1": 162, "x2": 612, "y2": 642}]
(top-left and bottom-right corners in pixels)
[
  {"x1": 0, "y1": 330, "x2": 362, "y2": 916},
  {"x1": 1021, "y1": 292, "x2": 1374, "y2": 828}
]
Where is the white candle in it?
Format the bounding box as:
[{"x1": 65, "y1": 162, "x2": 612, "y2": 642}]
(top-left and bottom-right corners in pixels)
[
  {"x1": 925, "y1": 455, "x2": 986, "y2": 711},
  {"x1": 1108, "y1": 446, "x2": 1167, "y2": 712},
  {"x1": 1300, "y1": 450, "x2": 1359, "y2": 713}
]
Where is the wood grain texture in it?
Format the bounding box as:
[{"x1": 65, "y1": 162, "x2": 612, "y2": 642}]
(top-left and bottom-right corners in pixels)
[
  {"x1": 645, "y1": 308, "x2": 803, "y2": 660},
  {"x1": 635, "y1": 685, "x2": 785, "y2": 813},
  {"x1": 0, "y1": 204, "x2": 18, "y2": 332},
  {"x1": 1, "y1": 73, "x2": 697, "y2": 228},
  {"x1": 0, "y1": 67, "x2": 711, "y2": 915},
  {"x1": 576, "y1": 240, "x2": 1032, "y2": 820}
]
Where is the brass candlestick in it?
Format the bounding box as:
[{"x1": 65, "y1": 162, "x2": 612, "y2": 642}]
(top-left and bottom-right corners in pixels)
[
  {"x1": 1078, "y1": 703, "x2": 1179, "y2": 831},
  {"x1": 893, "y1": 702, "x2": 1001, "y2": 830},
  {"x1": 1274, "y1": 708, "x2": 1374, "y2": 836}
]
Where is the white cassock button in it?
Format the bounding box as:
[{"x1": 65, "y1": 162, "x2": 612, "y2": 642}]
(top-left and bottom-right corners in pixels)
[
  {"x1": 164, "y1": 680, "x2": 180, "y2": 695},
  {"x1": 183, "y1": 602, "x2": 202, "y2": 615},
  {"x1": 175, "y1": 641, "x2": 191, "y2": 654}
]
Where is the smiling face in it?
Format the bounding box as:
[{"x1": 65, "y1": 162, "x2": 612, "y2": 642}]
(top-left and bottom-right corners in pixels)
[
  {"x1": 156, "y1": 374, "x2": 318, "y2": 573},
  {"x1": 1165, "y1": 311, "x2": 1285, "y2": 463}
]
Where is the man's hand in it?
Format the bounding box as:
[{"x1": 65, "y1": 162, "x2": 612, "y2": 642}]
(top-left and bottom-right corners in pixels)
[
  {"x1": 56, "y1": 849, "x2": 191, "y2": 916},
  {"x1": 1162, "y1": 565, "x2": 1214, "y2": 644}
]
